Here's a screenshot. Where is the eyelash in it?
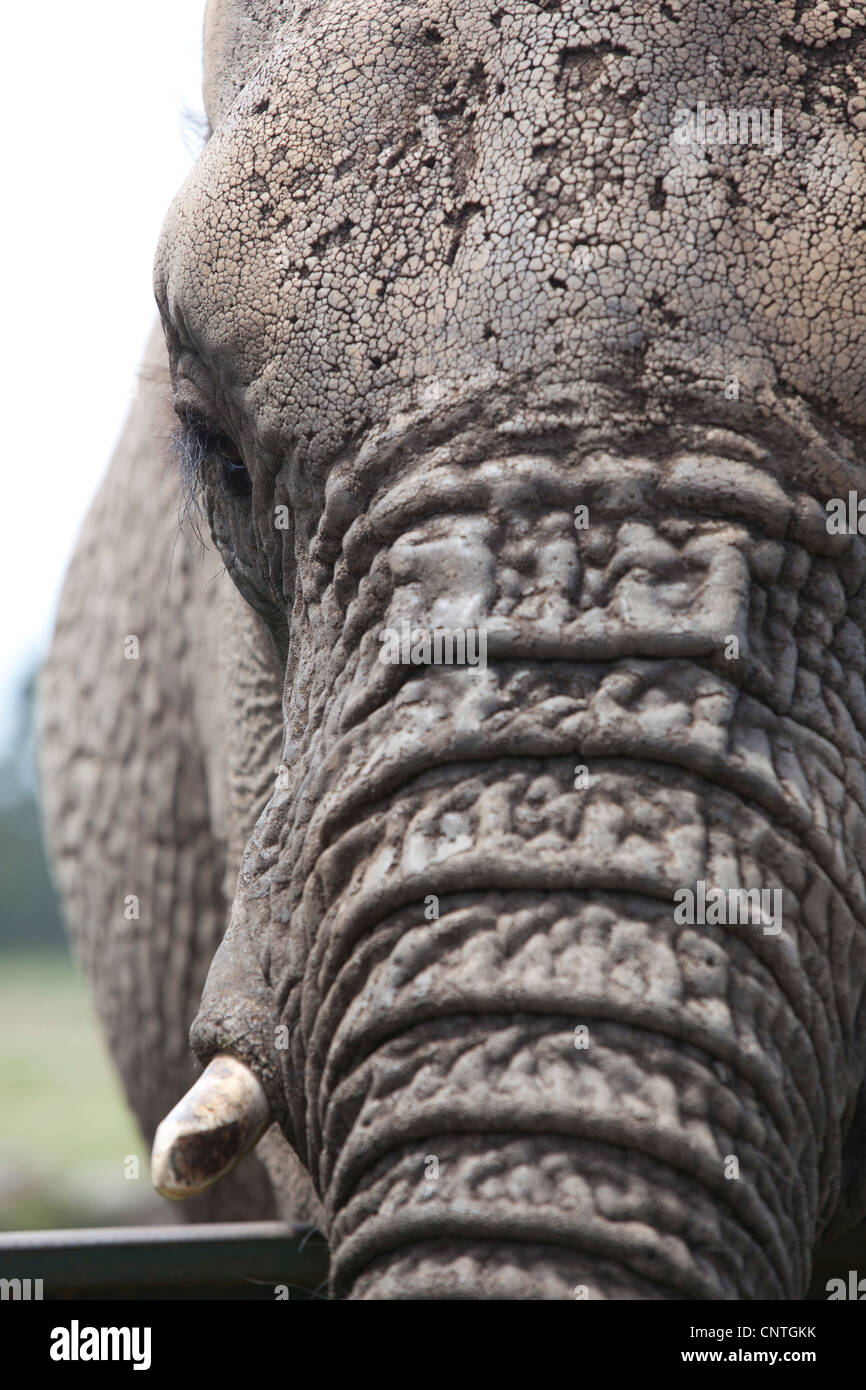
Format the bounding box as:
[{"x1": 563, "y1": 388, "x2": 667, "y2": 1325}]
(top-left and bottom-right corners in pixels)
[{"x1": 174, "y1": 415, "x2": 252, "y2": 500}]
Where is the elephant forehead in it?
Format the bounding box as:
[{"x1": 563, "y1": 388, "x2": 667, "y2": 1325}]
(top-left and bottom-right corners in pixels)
[
  {"x1": 202, "y1": 0, "x2": 287, "y2": 131},
  {"x1": 155, "y1": 0, "x2": 866, "y2": 454}
]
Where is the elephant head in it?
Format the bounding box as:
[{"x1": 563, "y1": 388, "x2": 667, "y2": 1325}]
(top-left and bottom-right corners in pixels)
[{"x1": 151, "y1": 0, "x2": 866, "y2": 1298}]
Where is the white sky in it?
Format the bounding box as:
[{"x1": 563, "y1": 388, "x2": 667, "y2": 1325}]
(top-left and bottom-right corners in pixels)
[{"x1": 0, "y1": 0, "x2": 207, "y2": 744}]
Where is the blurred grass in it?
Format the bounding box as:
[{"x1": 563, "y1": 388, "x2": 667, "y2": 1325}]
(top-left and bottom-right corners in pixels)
[{"x1": 0, "y1": 948, "x2": 161, "y2": 1229}]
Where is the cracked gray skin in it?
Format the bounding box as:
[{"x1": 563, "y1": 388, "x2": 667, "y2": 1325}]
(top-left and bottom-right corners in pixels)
[{"x1": 40, "y1": 0, "x2": 866, "y2": 1296}]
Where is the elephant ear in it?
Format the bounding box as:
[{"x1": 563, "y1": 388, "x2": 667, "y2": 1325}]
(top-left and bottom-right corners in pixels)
[{"x1": 821, "y1": 1070, "x2": 866, "y2": 1243}]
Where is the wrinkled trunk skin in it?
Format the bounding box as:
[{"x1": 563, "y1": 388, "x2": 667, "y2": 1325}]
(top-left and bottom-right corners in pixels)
[
  {"x1": 192, "y1": 432, "x2": 866, "y2": 1297},
  {"x1": 150, "y1": 0, "x2": 866, "y2": 1295}
]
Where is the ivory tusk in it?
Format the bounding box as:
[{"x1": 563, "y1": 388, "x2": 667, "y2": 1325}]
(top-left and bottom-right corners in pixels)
[{"x1": 151, "y1": 1054, "x2": 271, "y2": 1199}]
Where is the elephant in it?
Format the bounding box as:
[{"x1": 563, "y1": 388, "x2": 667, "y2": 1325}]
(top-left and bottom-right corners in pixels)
[{"x1": 38, "y1": 0, "x2": 866, "y2": 1299}]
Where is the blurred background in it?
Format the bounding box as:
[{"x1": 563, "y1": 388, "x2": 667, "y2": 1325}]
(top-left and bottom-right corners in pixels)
[{"x1": 0, "y1": 0, "x2": 207, "y2": 1229}]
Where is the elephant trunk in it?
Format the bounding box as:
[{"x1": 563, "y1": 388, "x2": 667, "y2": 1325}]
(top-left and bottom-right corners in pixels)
[
  {"x1": 191, "y1": 439, "x2": 866, "y2": 1298},
  {"x1": 327, "y1": 911, "x2": 804, "y2": 1300},
  {"x1": 315, "y1": 797, "x2": 834, "y2": 1300}
]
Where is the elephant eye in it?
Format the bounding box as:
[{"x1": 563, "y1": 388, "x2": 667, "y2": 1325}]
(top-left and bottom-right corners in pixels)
[
  {"x1": 216, "y1": 444, "x2": 252, "y2": 499},
  {"x1": 174, "y1": 412, "x2": 252, "y2": 500}
]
